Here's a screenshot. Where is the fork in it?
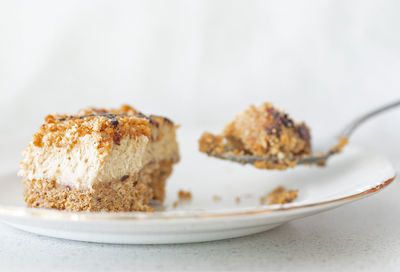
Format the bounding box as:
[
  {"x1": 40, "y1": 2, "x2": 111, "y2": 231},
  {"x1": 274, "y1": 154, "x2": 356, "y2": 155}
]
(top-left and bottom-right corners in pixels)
[{"x1": 209, "y1": 99, "x2": 400, "y2": 166}]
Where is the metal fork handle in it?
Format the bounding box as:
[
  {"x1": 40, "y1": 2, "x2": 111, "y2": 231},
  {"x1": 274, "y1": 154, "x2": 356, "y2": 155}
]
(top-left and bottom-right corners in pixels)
[
  {"x1": 298, "y1": 99, "x2": 400, "y2": 165},
  {"x1": 340, "y1": 99, "x2": 400, "y2": 139}
]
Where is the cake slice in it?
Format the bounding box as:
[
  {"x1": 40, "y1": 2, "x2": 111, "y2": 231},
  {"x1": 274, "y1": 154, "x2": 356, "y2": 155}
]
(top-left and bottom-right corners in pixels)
[
  {"x1": 199, "y1": 102, "x2": 311, "y2": 170},
  {"x1": 18, "y1": 105, "x2": 180, "y2": 212}
]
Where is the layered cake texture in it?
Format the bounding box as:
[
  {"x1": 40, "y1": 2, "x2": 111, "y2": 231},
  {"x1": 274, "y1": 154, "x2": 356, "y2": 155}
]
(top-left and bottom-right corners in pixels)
[
  {"x1": 18, "y1": 105, "x2": 180, "y2": 212},
  {"x1": 199, "y1": 103, "x2": 311, "y2": 169}
]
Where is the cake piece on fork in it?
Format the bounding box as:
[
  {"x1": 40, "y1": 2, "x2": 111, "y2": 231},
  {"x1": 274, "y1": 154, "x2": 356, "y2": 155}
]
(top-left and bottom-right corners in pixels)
[
  {"x1": 199, "y1": 102, "x2": 311, "y2": 170},
  {"x1": 18, "y1": 105, "x2": 180, "y2": 212}
]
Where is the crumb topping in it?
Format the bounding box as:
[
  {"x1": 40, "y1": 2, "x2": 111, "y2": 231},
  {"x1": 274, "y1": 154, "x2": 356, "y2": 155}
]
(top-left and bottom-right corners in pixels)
[{"x1": 30, "y1": 105, "x2": 175, "y2": 154}]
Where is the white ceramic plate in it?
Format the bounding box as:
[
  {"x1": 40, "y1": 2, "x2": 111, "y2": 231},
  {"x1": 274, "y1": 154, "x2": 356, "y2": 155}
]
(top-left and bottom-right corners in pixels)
[{"x1": 0, "y1": 130, "x2": 396, "y2": 244}]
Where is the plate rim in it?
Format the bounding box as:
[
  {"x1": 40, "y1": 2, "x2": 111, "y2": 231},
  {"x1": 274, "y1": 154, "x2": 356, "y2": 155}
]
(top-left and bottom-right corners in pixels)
[{"x1": 0, "y1": 175, "x2": 395, "y2": 222}]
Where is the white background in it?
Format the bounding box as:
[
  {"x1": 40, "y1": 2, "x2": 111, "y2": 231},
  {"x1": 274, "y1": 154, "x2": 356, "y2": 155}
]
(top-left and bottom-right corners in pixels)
[
  {"x1": 1, "y1": 1, "x2": 400, "y2": 132},
  {"x1": 0, "y1": 1, "x2": 400, "y2": 271}
]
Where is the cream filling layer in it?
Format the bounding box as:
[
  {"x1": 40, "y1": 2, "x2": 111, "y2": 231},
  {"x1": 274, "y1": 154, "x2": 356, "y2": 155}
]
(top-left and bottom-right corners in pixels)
[{"x1": 18, "y1": 135, "x2": 150, "y2": 190}]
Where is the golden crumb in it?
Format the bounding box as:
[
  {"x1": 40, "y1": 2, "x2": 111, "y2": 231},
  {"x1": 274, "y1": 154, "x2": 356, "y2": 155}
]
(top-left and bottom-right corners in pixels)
[
  {"x1": 235, "y1": 196, "x2": 241, "y2": 204},
  {"x1": 172, "y1": 190, "x2": 192, "y2": 208},
  {"x1": 329, "y1": 136, "x2": 349, "y2": 154},
  {"x1": 260, "y1": 186, "x2": 298, "y2": 205},
  {"x1": 178, "y1": 190, "x2": 192, "y2": 201},
  {"x1": 199, "y1": 102, "x2": 311, "y2": 170}
]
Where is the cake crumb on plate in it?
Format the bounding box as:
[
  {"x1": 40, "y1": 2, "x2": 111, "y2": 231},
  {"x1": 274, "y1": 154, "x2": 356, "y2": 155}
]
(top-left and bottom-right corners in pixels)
[
  {"x1": 172, "y1": 190, "x2": 192, "y2": 208},
  {"x1": 178, "y1": 190, "x2": 192, "y2": 200},
  {"x1": 260, "y1": 186, "x2": 298, "y2": 205}
]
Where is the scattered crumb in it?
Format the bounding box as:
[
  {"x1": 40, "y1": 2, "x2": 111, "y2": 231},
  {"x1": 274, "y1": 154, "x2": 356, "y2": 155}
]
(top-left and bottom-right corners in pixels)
[
  {"x1": 213, "y1": 195, "x2": 221, "y2": 202},
  {"x1": 260, "y1": 186, "x2": 298, "y2": 205},
  {"x1": 235, "y1": 196, "x2": 241, "y2": 204},
  {"x1": 178, "y1": 190, "x2": 192, "y2": 201},
  {"x1": 172, "y1": 190, "x2": 192, "y2": 208}
]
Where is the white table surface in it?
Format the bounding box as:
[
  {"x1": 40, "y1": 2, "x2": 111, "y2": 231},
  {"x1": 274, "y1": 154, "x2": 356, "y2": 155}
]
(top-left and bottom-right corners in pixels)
[{"x1": 0, "y1": 124, "x2": 399, "y2": 272}]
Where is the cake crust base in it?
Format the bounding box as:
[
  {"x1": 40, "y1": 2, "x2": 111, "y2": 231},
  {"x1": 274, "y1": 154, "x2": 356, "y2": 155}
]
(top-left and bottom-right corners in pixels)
[{"x1": 23, "y1": 160, "x2": 174, "y2": 212}]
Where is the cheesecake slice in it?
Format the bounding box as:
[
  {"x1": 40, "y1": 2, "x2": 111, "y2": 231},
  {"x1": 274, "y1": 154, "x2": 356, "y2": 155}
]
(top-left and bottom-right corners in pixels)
[{"x1": 18, "y1": 105, "x2": 180, "y2": 212}]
